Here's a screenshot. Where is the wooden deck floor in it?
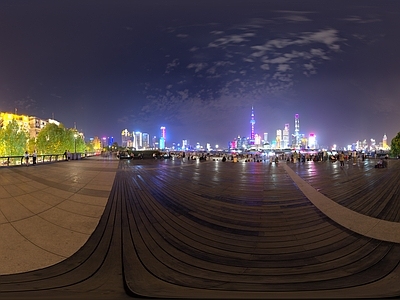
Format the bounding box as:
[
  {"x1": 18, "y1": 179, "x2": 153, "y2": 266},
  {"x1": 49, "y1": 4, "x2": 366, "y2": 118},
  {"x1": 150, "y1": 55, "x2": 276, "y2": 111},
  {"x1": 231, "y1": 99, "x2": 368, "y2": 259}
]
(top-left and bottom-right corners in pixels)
[{"x1": 1, "y1": 158, "x2": 400, "y2": 299}]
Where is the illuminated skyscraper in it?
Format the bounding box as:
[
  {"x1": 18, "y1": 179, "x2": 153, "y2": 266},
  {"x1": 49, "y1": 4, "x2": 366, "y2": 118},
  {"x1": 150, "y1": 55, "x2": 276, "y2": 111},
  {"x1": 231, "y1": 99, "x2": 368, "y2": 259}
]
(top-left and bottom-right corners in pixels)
[
  {"x1": 383, "y1": 134, "x2": 388, "y2": 150},
  {"x1": 276, "y1": 129, "x2": 282, "y2": 149},
  {"x1": 160, "y1": 126, "x2": 166, "y2": 149},
  {"x1": 309, "y1": 133, "x2": 316, "y2": 149},
  {"x1": 159, "y1": 137, "x2": 165, "y2": 150},
  {"x1": 283, "y1": 123, "x2": 289, "y2": 148},
  {"x1": 133, "y1": 131, "x2": 142, "y2": 149},
  {"x1": 263, "y1": 132, "x2": 268, "y2": 143},
  {"x1": 142, "y1": 132, "x2": 150, "y2": 149},
  {"x1": 182, "y1": 139, "x2": 188, "y2": 150},
  {"x1": 294, "y1": 114, "x2": 300, "y2": 147},
  {"x1": 121, "y1": 129, "x2": 131, "y2": 148},
  {"x1": 152, "y1": 136, "x2": 158, "y2": 149},
  {"x1": 250, "y1": 106, "x2": 255, "y2": 144}
]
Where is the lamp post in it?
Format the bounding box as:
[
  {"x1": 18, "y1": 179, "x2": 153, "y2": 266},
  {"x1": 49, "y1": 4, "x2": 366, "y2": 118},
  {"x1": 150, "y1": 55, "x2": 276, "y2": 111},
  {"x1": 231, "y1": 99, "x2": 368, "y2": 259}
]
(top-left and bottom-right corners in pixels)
[{"x1": 74, "y1": 133, "x2": 78, "y2": 160}]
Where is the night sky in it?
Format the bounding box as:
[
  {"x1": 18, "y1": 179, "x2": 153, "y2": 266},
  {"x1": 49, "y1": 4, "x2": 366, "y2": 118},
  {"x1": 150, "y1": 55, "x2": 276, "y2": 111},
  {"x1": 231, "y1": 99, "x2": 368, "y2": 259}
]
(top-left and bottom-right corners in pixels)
[{"x1": 1, "y1": 0, "x2": 400, "y2": 148}]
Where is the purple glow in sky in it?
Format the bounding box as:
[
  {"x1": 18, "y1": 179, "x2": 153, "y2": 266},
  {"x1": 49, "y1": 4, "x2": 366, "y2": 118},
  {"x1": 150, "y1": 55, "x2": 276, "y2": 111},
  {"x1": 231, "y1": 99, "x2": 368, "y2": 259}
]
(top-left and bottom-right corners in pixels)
[{"x1": 1, "y1": 0, "x2": 399, "y2": 148}]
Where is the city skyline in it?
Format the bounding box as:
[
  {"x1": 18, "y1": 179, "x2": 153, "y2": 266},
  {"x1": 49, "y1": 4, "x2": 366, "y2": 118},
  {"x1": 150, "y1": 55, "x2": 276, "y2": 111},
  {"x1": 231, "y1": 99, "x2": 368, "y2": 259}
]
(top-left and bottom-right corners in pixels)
[
  {"x1": 1, "y1": 1, "x2": 399, "y2": 148},
  {"x1": 0, "y1": 108, "x2": 391, "y2": 151},
  {"x1": 122, "y1": 108, "x2": 390, "y2": 150}
]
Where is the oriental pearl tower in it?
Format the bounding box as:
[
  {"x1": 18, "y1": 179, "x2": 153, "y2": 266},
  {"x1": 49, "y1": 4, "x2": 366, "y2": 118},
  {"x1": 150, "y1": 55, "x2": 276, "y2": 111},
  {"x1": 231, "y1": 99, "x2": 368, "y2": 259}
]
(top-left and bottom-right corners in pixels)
[{"x1": 250, "y1": 106, "x2": 255, "y2": 145}]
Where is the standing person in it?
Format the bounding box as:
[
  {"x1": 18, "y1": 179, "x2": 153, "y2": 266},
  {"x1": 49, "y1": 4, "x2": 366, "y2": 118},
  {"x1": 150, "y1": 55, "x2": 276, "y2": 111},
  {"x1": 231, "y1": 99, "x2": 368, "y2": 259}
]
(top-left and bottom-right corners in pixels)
[
  {"x1": 352, "y1": 150, "x2": 357, "y2": 165},
  {"x1": 24, "y1": 151, "x2": 29, "y2": 166},
  {"x1": 339, "y1": 151, "x2": 345, "y2": 167},
  {"x1": 64, "y1": 150, "x2": 68, "y2": 161},
  {"x1": 293, "y1": 151, "x2": 298, "y2": 163},
  {"x1": 32, "y1": 150, "x2": 37, "y2": 165}
]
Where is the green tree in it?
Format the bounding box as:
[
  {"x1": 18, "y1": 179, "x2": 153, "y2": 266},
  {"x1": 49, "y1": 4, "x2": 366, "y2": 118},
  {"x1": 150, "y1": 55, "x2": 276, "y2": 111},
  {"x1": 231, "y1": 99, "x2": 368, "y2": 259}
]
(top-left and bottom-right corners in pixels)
[
  {"x1": 36, "y1": 125, "x2": 87, "y2": 155},
  {"x1": 69, "y1": 130, "x2": 85, "y2": 153},
  {"x1": 36, "y1": 123, "x2": 68, "y2": 154},
  {"x1": 0, "y1": 120, "x2": 29, "y2": 156},
  {"x1": 390, "y1": 132, "x2": 400, "y2": 157},
  {"x1": 85, "y1": 141, "x2": 94, "y2": 152},
  {"x1": 28, "y1": 137, "x2": 36, "y2": 154}
]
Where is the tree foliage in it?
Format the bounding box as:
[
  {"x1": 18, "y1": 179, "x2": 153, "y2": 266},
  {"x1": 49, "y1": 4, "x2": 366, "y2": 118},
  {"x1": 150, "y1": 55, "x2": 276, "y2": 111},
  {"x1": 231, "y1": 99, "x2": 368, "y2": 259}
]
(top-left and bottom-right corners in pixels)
[
  {"x1": 36, "y1": 123, "x2": 67, "y2": 154},
  {"x1": 85, "y1": 141, "x2": 94, "y2": 152},
  {"x1": 390, "y1": 132, "x2": 400, "y2": 157},
  {"x1": 36, "y1": 123, "x2": 86, "y2": 155},
  {"x1": 0, "y1": 120, "x2": 29, "y2": 156},
  {"x1": 67, "y1": 129, "x2": 86, "y2": 153},
  {"x1": 28, "y1": 137, "x2": 36, "y2": 154}
]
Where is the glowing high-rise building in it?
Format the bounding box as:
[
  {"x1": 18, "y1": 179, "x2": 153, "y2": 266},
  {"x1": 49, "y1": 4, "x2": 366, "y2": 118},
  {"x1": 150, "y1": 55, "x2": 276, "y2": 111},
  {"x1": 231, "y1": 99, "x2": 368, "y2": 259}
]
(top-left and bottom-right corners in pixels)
[
  {"x1": 182, "y1": 139, "x2": 188, "y2": 150},
  {"x1": 283, "y1": 123, "x2": 290, "y2": 148},
  {"x1": 263, "y1": 132, "x2": 268, "y2": 143},
  {"x1": 309, "y1": 133, "x2": 316, "y2": 149},
  {"x1": 383, "y1": 134, "x2": 388, "y2": 149},
  {"x1": 294, "y1": 114, "x2": 300, "y2": 148},
  {"x1": 276, "y1": 129, "x2": 282, "y2": 149},
  {"x1": 159, "y1": 126, "x2": 166, "y2": 149},
  {"x1": 121, "y1": 129, "x2": 132, "y2": 148},
  {"x1": 133, "y1": 131, "x2": 142, "y2": 149},
  {"x1": 152, "y1": 136, "x2": 158, "y2": 149},
  {"x1": 142, "y1": 132, "x2": 150, "y2": 149},
  {"x1": 250, "y1": 106, "x2": 255, "y2": 144}
]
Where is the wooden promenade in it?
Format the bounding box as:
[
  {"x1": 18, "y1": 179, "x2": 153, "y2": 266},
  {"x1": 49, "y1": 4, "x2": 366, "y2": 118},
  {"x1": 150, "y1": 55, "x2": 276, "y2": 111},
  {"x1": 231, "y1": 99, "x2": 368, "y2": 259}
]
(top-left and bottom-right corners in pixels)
[{"x1": 0, "y1": 157, "x2": 400, "y2": 299}]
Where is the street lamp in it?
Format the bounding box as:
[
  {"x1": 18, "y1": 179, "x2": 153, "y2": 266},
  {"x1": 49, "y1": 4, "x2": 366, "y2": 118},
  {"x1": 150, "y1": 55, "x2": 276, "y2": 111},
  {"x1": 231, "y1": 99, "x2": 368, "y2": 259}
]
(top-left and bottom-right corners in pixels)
[{"x1": 74, "y1": 133, "x2": 78, "y2": 159}]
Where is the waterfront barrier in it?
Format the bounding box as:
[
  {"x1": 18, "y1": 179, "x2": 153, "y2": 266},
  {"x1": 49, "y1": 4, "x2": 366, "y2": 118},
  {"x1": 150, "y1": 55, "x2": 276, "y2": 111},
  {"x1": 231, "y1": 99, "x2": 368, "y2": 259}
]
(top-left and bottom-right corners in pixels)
[{"x1": 0, "y1": 152, "x2": 98, "y2": 167}]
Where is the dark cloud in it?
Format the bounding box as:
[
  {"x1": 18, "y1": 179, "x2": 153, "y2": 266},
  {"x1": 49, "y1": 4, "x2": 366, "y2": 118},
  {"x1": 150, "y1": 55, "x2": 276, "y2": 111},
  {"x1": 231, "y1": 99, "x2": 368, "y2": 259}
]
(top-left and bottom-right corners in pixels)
[{"x1": 1, "y1": 0, "x2": 399, "y2": 147}]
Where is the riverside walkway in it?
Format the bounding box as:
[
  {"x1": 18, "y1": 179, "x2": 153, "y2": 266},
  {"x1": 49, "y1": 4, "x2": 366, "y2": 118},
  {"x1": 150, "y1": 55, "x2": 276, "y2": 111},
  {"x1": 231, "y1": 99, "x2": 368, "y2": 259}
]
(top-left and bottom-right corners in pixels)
[{"x1": 0, "y1": 156, "x2": 399, "y2": 299}]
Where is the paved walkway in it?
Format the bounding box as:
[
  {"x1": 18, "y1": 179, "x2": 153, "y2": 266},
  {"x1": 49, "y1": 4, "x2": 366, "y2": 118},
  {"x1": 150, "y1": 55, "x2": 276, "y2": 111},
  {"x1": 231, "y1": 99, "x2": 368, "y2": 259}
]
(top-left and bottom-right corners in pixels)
[
  {"x1": 0, "y1": 157, "x2": 118, "y2": 274},
  {"x1": 0, "y1": 157, "x2": 399, "y2": 299}
]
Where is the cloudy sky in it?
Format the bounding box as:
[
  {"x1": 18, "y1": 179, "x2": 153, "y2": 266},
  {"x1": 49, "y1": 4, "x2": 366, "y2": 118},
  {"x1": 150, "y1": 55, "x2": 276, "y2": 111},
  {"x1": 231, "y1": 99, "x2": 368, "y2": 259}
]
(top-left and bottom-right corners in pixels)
[{"x1": 1, "y1": 0, "x2": 399, "y2": 148}]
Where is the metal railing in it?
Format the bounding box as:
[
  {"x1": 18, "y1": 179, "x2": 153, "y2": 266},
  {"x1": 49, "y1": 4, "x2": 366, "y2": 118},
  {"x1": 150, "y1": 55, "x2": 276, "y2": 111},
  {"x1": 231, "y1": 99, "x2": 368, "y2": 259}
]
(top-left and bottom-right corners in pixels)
[{"x1": 1, "y1": 152, "x2": 98, "y2": 167}]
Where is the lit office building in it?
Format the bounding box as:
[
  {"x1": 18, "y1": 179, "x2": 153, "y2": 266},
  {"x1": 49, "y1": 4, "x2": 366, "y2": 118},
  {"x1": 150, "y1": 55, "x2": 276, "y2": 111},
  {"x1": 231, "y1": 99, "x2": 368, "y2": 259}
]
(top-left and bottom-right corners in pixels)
[
  {"x1": 159, "y1": 137, "x2": 165, "y2": 150},
  {"x1": 133, "y1": 131, "x2": 142, "y2": 150},
  {"x1": 370, "y1": 139, "x2": 376, "y2": 151},
  {"x1": 254, "y1": 134, "x2": 261, "y2": 146},
  {"x1": 121, "y1": 129, "x2": 132, "y2": 148},
  {"x1": 309, "y1": 133, "x2": 316, "y2": 149},
  {"x1": 383, "y1": 134, "x2": 388, "y2": 150},
  {"x1": 283, "y1": 123, "x2": 290, "y2": 148},
  {"x1": 0, "y1": 112, "x2": 30, "y2": 133},
  {"x1": 160, "y1": 126, "x2": 166, "y2": 149},
  {"x1": 182, "y1": 139, "x2": 188, "y2": 150},
  {"x1": 263, "y1": 132, "x2": 268, "y2": 144},
  {"x1": 1, "y1": 112, "x2": 62, "y2": 140},
  {"x1": 294, "y1": 113, "x2": 300, "y2": 148},
  {"x1": 276, "y1": 129, "x2": 282, "y2": 149},
  {"x1": 300, "y1": 134, "x2": 307, "y2": 149},
  {"x1": 152, "y1": 136, "x2": 158, "y2": 149},
  {"x1": 89, "y1": 136, "x2": 102, "y2": 151},
  {"x1": 29, "y1": 116, "x2": 48, "y2": 138},
  {"x1": 142, "y1": 132, "x2": 150, "y2": 149}
]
